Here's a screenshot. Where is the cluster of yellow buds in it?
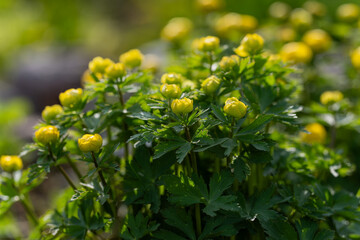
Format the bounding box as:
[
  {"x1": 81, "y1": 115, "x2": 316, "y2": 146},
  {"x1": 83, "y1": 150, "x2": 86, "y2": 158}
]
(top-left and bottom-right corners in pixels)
[
  {"x1": 300, "y1": 123, "x2": 326, "y2": 144},
  {"x1": 279, "y1": 42, "x2": 313, "y2": 64},
  {"x1": 201, "y1": 75, "x2": 221, "y2": 94},
  {"x1": 59, "y1": 88, "x2": 83, "y2": 109},
  {"x1": 78, "y1": 134, "x2": 103, "y2": 152},
  {"x1": 88, "y1": 57, "x2": 113, "y2": 74},
  {"x1": 120, "y1": 49, "x2": 143, "y2": 68},
  {"x1": 0, "y1": 155, "x2": 23, "y2": 172},
  {"x1": 223, "y1": 97, "x2": 247, "y2": 119},
  {"x1": 171, "y1": 98, "x2": 193, "y2": 115},
  {"x1": 42, "y1": 104, "x2": 63, "y2": 122},
  {"x1": 234, "y1": 33, "x2": 264, "y2": 57},
  {"x1": 161, "y1": 17, "x2": 193, "y2": 44},
  {"x1": 320, "y1": 91, "x2": 344, "y2": 105},
  {"x1": 35, "y1": 126, "x2": 60, "y2": 145},
  {"x1": 351, "y1": 47, "x2": 360, "y2": 69},
  {"x1": 105, "y1": 62, "x2": 126, "y2": 79},
  {"x1": 215, "y1": 13, "x2": 258, "y2": 38},
  {"x1": 160, "y1": 84, "x2": 181, "y2": 99},
  {"x1": 336, "y1": 3, "x2": 360, "y2": 23},
  {"x1": 219, "y1": 55, "x2": 240, "y2": 72},
  {"x1": 302, "y1": 29, "x2": 332, "y2": 53}
]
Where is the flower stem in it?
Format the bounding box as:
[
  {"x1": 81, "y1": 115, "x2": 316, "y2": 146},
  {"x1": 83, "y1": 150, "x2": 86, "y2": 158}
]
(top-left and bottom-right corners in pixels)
[
  {"x1": 47, "y1": 145, "x2": 77, "y2": 190},
  {"x1": 91, "y1": 152, "x2": 108, "y2": 190},
  {"x1": 208, "y1": 52, "x2": 213, "y2": 75},
  {"x1": 65, "y1": 154, "x2": 83, "y2": 180},
  {"x1": 116, "y1": 81, "x2": 130, "y2": 163}
]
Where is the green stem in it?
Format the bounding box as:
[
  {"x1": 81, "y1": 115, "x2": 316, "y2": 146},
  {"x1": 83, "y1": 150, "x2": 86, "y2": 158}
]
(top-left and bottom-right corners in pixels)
[
  {"x1": 116, "y1": 82, "x2": 130, "y2": 163},
  {"x1": 48, "y1": 145, "x2": 77, "y2": 190},
  {"x1": 65, "y1": 154, "x2": 83, "y2": 180},
  {"x1": 208, "y1": 52, "x2": 213, "y2": 75},
  {"x1": 91, "y1": 152, "x2": 108, "y2": 191},
  {"x1": 227, "y1": 118, "x2": 235, "y2": 166}
]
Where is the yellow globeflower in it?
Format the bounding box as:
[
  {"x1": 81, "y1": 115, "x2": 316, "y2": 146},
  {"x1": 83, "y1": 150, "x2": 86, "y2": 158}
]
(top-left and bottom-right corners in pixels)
[
  {"x1": 278, "y1": 27, "x2": 297, "y2": 42},
  {"x1": 42, "y1": 104, "x2": 63, "y2": 122},
  {"x1": 336, "y1": 3, "x2": 360, "y2": 23},
  {"x1": 105, "y1": 62, "x2": 126, "y2": 79},
  {"x1": 88, "y1": 57, "x2": 114, "y2": 74},
  {"x1": 280, "y1": 42, "x2": 313, "y2": 64},
  {"x1": 219, "y1": 55, "x2": 240, "y2": 71},
  {"x1": 269, "y1": 2, "x2": 291, "y2": 20},
  {"x1": 161, "y1": 17, "x2": 193, "y2": 43},
  {"x1": 59, "y1": 88, "x2": 83, "y2": 109},
  {"x1": 223, "y1": 97, "x2": 247, "y2": 118},
  {"x1": 198, "y1": 36, "x2": 220, "y2": 52},
  {"x1": 351, "y1": 47, "x2": 360, "y2": 69},
  {"x1": 78, "y1": 134, "x2": 103, "y2": 152},
  {"x1": 235, "y1": 33, "x2": 264, "y2": 57},
  {"x1": 196, "y1": 0, "x2": 224, "y2": 12},
  {"x1": 215, "y1": 13, "x2": 258, "y2": 38},
  {"x1": 201, "y1": 75, "x2": 221, "y2": 94},
  {"x1": 302, "y1": 29, "x2": 332, "y2": 53},
  {"x1": 120, "y1": 49, "x2": 143, "y2": 68},
  {"x1": 81, "y1": 70, "x2": 102, "y2": 85},
  {"x1": 303, "y1": 1, "x2": 327, "y2": 17},
  {"x1": 171, "y1": 98, "x2": 193, "y2": 115},
  {"x1": 160, "y1": 84, "x2": 181, "y2": 99},
  {"x1": 290, "y1": 8, "x2": 313, "y2": 30},
  {"x1": 0, "y1": 156, "x2": 23, "y2": 172},
  {"x1": 320, "y1": 91, "x2": 343, "y2": 105},
  {"x1": 301, "y1": 123, "x2": 326, "y2": 144},
  {"x1": 161, "y1": 72, "x2": 183, "y2": 85},
  {"x1": 35, "y1": 126, "x2": 60, "y2": 145}
]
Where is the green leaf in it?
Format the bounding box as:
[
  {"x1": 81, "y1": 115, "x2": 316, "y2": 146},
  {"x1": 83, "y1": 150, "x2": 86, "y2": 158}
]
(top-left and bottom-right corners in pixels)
[
  {"x1": 193, "y1": 138, "x2": 228, "y2": 152},
  {"x1": 161, "y1": 208, "x2": 196, "y2": 240},
  {"x1": 121, "y1": 212, "x2": 160, "y2": 239},
  {"x1": 198, "y1": 217, "x2": 238, "y2": 240},
  {"x1": 176, "y1": 142, "x2": 192, "y2": 164},
  {"x1": 263, "y1": 220, "x2": 297, "y2": 240},
  {"x1": 233, "y1": 157, "x2": 251, "y2": 183},
  {"x1": 211, "y1": 104, "x2": 227, "y2": 122},
  {"x1": 153, "y1": 140, "x2": 187, "y2": 159},
  {"x1": 295, "y1": 219, "x2": 334, "y2": 240},
  {"x1": 237, "y1": 115, "x2": 273, "y2": 135}
]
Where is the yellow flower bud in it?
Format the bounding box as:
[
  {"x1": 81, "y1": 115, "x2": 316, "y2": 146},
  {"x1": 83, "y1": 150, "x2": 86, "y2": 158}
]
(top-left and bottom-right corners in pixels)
[
  {"x1": 59, "y1": 88, "x2": 83, "y2": 109},
  {"x1": 105, "y1": 63, "x2": 126, "y2": 79},
  {"x1": 280, "y1": 42, "x2": 313, "y2": 64},
  {"x1": 300, "y1": 123, "x2": 326, "y2": 144},
  {"x1": 351, "y1": 47, "x2": 360, "y2": 69},
  {"x1": 336, "y1": 3, "x2": 360, "y2": 23},
  {"x1": 78, "y1": 134, "x2": 103, "y2": 152},
  {"x1": 161, "y1": 72, "x2": 183, "y2": 85},
  {"x1": 161, "y1": 17, "x2": 193, "y2": 43},
  {"x1": 269, "y1": 2, "x2": 291, "y2": 20},
  {"x1": 81, "y1": 70, "x2": 102, "y2": 85},
  {"x1": 160, "y1": 84, "x2": 181, "y2": 99},
  {"x1": 182, "y1": 80, "x2": 197, "y2": 89},
  {"x1": 303, "y1": 1, "x2": 327, "y2": 17},
  {"x1": 42, "y1": 104, "x2": 63, "y2": 122},
  {"x1": 196, "y1": 0, "x2": 224, "y2": 12},
  {"x1": 215, "y1": 13, "x2": 258, "y2": 39},
  {"x1": 302, "y1": 29, "x2": 332, "y2": 53},
  {"x1": 88, "y1": 57, "x2": 114, "y2": 74},
  {"x1": 201, "y1": 75, "x2": 221, "y2": 94},
  {"x1": 35, "y1": 126, "x2": 60, "y2": 145},
  {"x1": 198, "y1": 36, "x2": 220, "y2": 52},
  {"x1": 120, "y1": 49, "x2": 143, "y2": 68},
  {"x1": 290, "y1": 8, "x2": 313, "y2": 30},
  {"x1": 171, "y1": 98, "x2": 194, "y2": 115},
  {"x1": 223, "y1": 97, "x2": 247, "y2": 118},
  {"x1": 0, "y1": 155, "x2": 23, "y2": 172},
  {"x1": 320, "y1": 91, "x2": 343, "y2": 105},
  {"x1": 236, "y1": 33, "x2": 264, "y2": 56},
  {"x1": 234, "y1": 45, "x2": 249, "y2": 57},
  {"x1": 278, "y1": 27, "x2": 297, "y2": 42},
  {"x1": 219, "y1": 55, "x2": 240, "y2": 71}
]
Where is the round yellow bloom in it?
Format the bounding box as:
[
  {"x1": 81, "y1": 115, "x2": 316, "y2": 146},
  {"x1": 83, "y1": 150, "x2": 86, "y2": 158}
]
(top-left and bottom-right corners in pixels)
[
  {"x1": 105, "y1": 62, "x2": 126, "y2": 79},
  {"x1": 81, "y1": 70, "x2": 102, "y2": 85},
  {"x1": 88, "y1": 57, "x2": 114, "y2": 74},
  {"x1": 161, "y1": 72, "x2": 183, "y2": 85},
  {"x1": 201, "y1": 75, "x2": 221, "y2": 94},
  {"x1": 302, "y1": 29, "x2": 332, "y2": 53},
  {"x1": 78, "y1": 134, "x2": 103, "y2": 152},
  {"x1": 196, "y1": 0, "x2": 224, "y2": 12},
  {"x1": 303, "y1": 1, "x2": 327, "y2": 17},
  {"x1": 59, "y1": 88, "x2": 83, "y2": 109},
  {"x1": 171, "y1": 98, "x2": 193, "y2": 115},
  {"x1": 160, "y1": 84, "x2": 181, "y2": 99},
  {"x1": 215, "y1": 13, "x2": 258, "y2": 38},
  {"x1": 351, "y1": 47, "x2": 360, "y2": 69},
  {"x1": 120, "y1": 49, "x2": 143, "y2": 68},
  {"x1": 223, "y1": 97, "x2": 247, "y2": 118},
  {"x1": 290, "y1": 8, "x2": 313, "y2": 30},
  {"x1": 300, "y1": 123, "x2": 326, "y2": 144},
  {"x1": 219, "y1": 55, "x2": 240, "y2": 71},
  {"x1": 269, "y1": 2, "x2": 291, "y2": 20},
  {"x1": 0, "y1": 156, "x2": 23, "y2": 172},
  {"x1": 42, "y1": 104, "x2": 63, "y2": 122},
  {"x1": 336, "y1": 3, "x2": 360, "y2": 23},
  {"x1": 161, "y1": 17, "x2": 193, "y2": 43},
  {"x1": 280, "y1": 42, "x2": 313, "y2": 64},
  {"x1": 278, "y1": 27, "x2": 297, "y2": 42},
  {"x1": 320, "y1": 91, "x2": 343, "y2": 105},
  {"x1": 198, "y1": 36, "x2": 220, "y2": 52},
  {"x1": 35, "y1": 126, "x2": 60, "y2": 145},
  {"x1": 235, "y1": 33, "x2": 264, "y2": 57}
]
